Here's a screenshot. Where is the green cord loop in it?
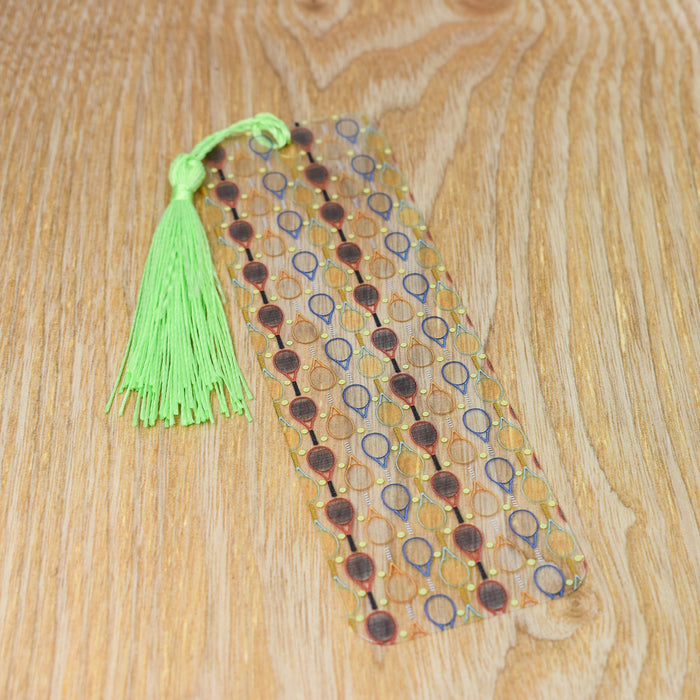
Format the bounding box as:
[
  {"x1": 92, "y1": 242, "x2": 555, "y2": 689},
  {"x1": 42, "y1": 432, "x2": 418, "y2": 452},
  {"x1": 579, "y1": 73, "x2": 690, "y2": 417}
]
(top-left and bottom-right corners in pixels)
[
  {"x1": 167, "y1": 113, "x2": 290, "y2": 201},
  {"x1": 168, "y1": 112, "x2": 291, "y2": 199},
  {"x1": 189, "y1": 112, "x2": 290, "y2": 162}
]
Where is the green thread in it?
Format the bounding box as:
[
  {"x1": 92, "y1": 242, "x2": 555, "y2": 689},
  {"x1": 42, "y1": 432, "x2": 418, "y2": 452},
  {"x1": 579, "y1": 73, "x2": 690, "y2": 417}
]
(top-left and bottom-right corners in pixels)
[{"x1": 106, "y1": 113, "x2": 290, "y2": 427}]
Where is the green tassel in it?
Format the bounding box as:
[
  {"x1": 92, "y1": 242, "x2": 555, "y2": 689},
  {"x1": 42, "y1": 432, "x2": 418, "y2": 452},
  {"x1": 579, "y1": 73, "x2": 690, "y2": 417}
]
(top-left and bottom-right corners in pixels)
[{"x1": 106, "y1": 113, "x2": 290, "y2": 427}]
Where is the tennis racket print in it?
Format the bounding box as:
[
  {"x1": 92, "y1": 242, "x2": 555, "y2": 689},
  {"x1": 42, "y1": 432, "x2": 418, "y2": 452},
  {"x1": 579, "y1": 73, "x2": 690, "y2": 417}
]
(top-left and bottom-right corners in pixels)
[{"x1": 203, "y1": 114, "x2": 587, "y2": 643}]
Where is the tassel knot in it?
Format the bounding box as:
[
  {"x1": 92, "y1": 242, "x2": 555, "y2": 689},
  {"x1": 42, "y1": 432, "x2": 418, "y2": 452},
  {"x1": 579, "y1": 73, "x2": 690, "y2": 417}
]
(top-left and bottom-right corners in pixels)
[{"x1": 169, "y1": 153, "x2": 207, "y2": 199}]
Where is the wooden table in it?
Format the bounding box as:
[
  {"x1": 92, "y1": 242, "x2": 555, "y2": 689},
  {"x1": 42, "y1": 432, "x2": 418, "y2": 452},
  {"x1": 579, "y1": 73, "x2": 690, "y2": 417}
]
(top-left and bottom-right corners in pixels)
[{"x1": 1, "y1": 0, "x2": 698, "y2": 697}]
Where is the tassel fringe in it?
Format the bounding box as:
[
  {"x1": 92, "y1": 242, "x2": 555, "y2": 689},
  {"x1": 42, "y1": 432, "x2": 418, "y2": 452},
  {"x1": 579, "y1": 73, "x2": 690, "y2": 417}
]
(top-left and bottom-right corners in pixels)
[{"x1": 106, "y1": 113, "x2": 290, "y2": 427}]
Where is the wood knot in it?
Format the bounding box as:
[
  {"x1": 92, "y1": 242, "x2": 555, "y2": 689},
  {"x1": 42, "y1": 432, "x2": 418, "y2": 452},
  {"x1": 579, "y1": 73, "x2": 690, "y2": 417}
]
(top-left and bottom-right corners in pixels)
[
  {"x1": 516, "y1": 583, "x2": 600, "y2": 640},
  {"x1": 452, "y1": 0, "x2": 513, "y2": 11},
  {"x1": 297, "y1": 0, "x2": 330, "y2": 12},
  {"x1": 558, "y1": 584, "x2": 598, "y2": 624}
]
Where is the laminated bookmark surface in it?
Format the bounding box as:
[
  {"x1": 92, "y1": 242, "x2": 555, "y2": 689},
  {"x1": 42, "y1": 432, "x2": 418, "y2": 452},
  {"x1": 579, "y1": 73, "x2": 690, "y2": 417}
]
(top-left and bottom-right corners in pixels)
[{"x1": 203, "y1": 114, "x2": 587, "y2": 644}]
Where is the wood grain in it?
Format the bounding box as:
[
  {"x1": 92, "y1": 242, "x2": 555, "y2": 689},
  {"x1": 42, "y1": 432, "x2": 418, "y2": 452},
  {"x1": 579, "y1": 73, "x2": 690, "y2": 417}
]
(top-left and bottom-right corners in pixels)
[{"x1": 1, "y1": 0, "x2": 699, "y2": 697}]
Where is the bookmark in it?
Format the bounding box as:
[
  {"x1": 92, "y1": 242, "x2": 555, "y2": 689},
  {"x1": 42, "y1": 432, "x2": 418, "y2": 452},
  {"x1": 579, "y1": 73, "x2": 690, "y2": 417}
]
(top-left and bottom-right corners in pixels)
[{"x1": 108, "y1": 112, "x2": 587, "y2": 644}]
